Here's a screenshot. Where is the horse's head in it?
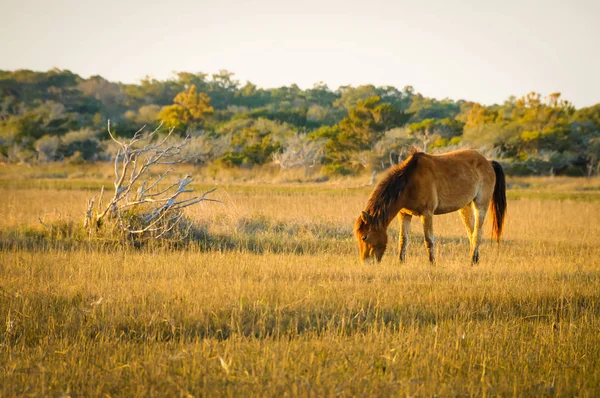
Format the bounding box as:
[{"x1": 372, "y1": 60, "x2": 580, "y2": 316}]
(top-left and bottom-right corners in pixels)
[{"x1": 354, "y1": 211, "x2": 388, "y2": 263}]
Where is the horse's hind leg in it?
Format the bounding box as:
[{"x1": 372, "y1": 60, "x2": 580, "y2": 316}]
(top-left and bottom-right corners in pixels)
[
  {"x1": 459, "y1": 204, "x2": 475, "y2": 251},
  {"x1": 399, "y1": 213, "x2": 412, "y2": 263},
  {"x1": 471, "y1": 204, "x2": 488, "y2": 264},
  {"x1": 420, "y1": 213, "x2": 435, "y2": 264}
]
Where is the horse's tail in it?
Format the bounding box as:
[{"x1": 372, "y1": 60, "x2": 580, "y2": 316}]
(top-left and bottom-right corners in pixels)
[{"x1": 490, "y1": 160, "x2": 507, "y2": 242}]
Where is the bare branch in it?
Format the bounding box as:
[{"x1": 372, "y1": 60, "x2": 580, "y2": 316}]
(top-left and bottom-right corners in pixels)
[
  {"x1": 39, "y1": 218, "x2": 54, "y2": 231},
  {"x1": 85, "y1": 122, "x2": 219, "y2": 240},
  {"x1": 83, "y1": 197, "x2": 95, "y2": 228}
]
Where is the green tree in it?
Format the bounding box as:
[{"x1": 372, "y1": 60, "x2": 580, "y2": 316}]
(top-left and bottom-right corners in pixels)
[
  {"x1": 304, "y1": 82, "x2": 339, "y2": 107},
  {"x1": 232, "y1": 82, "x2": 271, "y2": 108},
  {"x1": 123, "y1": 76, "x2": 182, "y2": 108},
  {"x1": 208, "y1": 70, "x2": 239, "y2": 109},
  {"x1": 77, "y1": 75, "x2": 125, "y2": 117},
  {"x1": 215, "y1": 117, "x2": 292, "y2": 167},
  {"x1": 313, "y1": 96, "x2": 410, "y2": 173},
  {"x1": 408, "y1": 118, "x2": 464, "y2": 151},
  {"x1": 158, "y1": 85, "x2": 214, "y2": 133},
  {"x1": 334, "y1": 85, "x2": 378, "y2": 111},
  {"x1": 407, "y1": 94, "x2": 462, "y2": 122},
  {"x1": 175, "y1": 72, "x2": 209, "y2": 93}
]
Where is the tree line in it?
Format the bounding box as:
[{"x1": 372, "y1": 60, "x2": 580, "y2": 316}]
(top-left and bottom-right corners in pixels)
[{"x1": 1, "y1": 68, "x2": 599, "y2": 176}]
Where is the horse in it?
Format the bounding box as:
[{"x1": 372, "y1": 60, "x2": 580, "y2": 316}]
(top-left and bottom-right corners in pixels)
[{"x1": 354, "y1": 148, "x2": 506, "y2": 264}]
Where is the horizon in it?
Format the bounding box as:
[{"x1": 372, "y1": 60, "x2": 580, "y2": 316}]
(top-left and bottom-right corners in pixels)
[
  {"x1": 0, "y1": 65, "x2": 585, "y2": 108},
  {"x1": 1, "y1": 0, "x2": 599, "y2": 108}
]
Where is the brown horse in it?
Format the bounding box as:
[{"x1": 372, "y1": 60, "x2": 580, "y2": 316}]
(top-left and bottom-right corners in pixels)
[{"x1": 354, "y1": 149, "x2": 506, "y2": 264}]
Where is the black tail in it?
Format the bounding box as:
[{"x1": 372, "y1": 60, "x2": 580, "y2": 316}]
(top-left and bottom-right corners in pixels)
[{"x1": 490, "y1": 160, "x2": 506, "y2": 242}]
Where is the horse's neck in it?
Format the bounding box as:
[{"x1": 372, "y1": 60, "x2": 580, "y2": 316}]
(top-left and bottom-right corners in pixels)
[
  {"x1": 369, "y1": 170, "x2": 408, "y2": 229},
  {"x1": 374, "y1": 202, "x2": 402, "y2": 230}
]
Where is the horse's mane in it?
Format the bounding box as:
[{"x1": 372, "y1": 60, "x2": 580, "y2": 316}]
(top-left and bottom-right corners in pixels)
[{"x1": 362, "y1": 149, "x2": 421, "y2": 228}]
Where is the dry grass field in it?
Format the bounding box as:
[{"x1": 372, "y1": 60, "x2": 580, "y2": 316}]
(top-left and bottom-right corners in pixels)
[{"x1": 1, "y1": 163, "x2": 600, "y2": 396}]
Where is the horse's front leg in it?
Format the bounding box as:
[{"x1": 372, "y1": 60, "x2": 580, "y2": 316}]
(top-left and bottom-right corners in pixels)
[
  {"x1": 399, "y1": 213, "x2": 412, "y2": 263},
  {"x1": 420, "y1": 213, "x2": 435, "y2": 264}
]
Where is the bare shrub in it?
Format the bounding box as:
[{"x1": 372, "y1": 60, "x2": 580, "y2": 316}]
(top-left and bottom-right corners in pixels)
[
  {"x1": 272, "y1": 136, "x2": 325, "y2": 174},
  {"x1": 84, "y1": 122, "x2": 219, "y2": 241}
]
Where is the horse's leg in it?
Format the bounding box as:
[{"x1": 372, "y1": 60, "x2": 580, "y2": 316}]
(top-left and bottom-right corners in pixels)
[
  {"x1": 471, "y1": 204, "x2": 488, "y2": 264},
  {"x1": 459, "y1": 203, "x2": 475, "y2": 252},
  {"x1": 420, "y1": 213, "x2": 435, "y2": 264},
  {"x1": 399, "y1": 213, "x2": 412, "y2": 263}
]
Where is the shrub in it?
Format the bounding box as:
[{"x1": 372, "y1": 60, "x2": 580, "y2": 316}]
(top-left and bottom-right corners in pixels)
[
  {"x1": 35, "y1": 135, "x2": 62, "y2": 162},
  {"x1": 61, "y1": 128, "x2": 100, "y2": 161}
]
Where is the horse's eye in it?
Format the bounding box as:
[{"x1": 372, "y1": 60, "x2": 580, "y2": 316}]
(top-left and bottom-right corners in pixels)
[{"x1": 362, "y1": 236, "x2": 367, "y2": 241}]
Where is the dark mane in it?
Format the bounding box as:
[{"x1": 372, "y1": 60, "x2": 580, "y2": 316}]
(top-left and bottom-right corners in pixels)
[{"x1": 364, "y1": 150, "x2": 421, "y2": 227}]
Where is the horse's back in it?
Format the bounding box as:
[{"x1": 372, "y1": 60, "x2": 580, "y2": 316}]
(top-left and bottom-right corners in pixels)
[
  {"x1": 425, "y1": 149, "x2": 494, "y2": 179},
  {"x1": 430, "y1": 148, "x2": 491, "y2": 166},
  {"x1": 403, "y1": 149, "x2": 495, "y2": 215}
]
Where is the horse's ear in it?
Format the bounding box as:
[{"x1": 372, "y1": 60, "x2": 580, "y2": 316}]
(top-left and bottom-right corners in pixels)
[{"x1": 361, "y1": 211, "x2": 370, "y2": 224}]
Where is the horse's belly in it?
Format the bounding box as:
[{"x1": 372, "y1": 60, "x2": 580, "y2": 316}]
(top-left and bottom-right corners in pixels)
[
  {"x1": 434, "y1": 206, "x2": 461, "y2": 215},
  {"x1": 401, "y1": 207, "x2": 458, "y2": 216},
  {"x1": 434, "y1": 189, "x2": 477, "y2": 215}
]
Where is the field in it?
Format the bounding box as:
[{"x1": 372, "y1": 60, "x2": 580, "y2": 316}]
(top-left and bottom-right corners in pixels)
[{"x1": 2, "y1": 164, "x2": 600, "y2": 396}]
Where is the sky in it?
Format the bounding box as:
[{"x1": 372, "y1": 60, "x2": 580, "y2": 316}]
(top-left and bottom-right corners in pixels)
[{"x1": 1, "y1": 0, "x2": 599, "y2": 107}]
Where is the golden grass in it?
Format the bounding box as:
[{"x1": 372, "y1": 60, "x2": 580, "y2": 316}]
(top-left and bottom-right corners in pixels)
[{"x1": 1, "y1": 167, "x2": 600, "y2": 396}]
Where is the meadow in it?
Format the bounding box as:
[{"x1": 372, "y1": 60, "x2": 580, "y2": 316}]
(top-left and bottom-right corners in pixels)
[{"x1": 1, "y1": 163, "x2": 600, "y2": 396}]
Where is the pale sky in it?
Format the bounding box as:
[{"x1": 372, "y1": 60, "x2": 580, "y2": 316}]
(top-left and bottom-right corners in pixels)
[{"x1": 1, "y1": 0, "x2": 599, "y2": 107}]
